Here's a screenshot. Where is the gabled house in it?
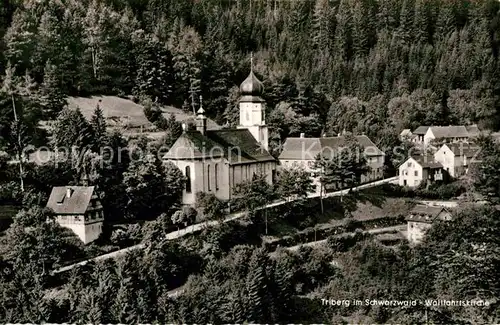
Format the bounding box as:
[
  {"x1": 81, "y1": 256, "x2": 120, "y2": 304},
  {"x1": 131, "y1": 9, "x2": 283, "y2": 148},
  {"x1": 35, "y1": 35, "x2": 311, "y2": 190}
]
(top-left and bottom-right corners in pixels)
[
  {"x1": 398, "y1": 155, "x2": 444, "y2": 188},
  {"x1": 46, "y1": 186, "x2": 104, "y2": 244},
  {"x1": 406, "y1": 205, "x2": 452, "y2": 244},
  {"x1": 434, "y1": 143, "x2": 479, "y2": 178},
  {"x1": 422, "y1": 125, "x2": 480, "y2": 145},
  {"x1": 279, "y1": 134, "x2": 385, "y2": 194},
  {"x1": 412, "y1": 126, "x2": 430, "y2": 144}
]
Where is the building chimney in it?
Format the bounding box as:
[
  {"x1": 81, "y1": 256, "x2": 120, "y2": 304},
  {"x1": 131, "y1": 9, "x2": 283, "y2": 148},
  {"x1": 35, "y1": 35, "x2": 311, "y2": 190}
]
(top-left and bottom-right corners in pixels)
[
  {"x1": 66, "y1": 187, "x2": 73, "y2": 198},
  {"x1": 196, "y1": 95, "x2": 207, "y2": 135},
  {"x1": 300, "y1": 133, "x2": 305, "y2": 138}
]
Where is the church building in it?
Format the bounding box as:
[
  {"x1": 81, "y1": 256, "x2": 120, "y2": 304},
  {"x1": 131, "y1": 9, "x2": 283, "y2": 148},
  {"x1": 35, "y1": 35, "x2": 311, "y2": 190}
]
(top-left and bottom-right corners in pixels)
[{"x1": 163, "y1": 64, "x2": 277, "y2": 206}]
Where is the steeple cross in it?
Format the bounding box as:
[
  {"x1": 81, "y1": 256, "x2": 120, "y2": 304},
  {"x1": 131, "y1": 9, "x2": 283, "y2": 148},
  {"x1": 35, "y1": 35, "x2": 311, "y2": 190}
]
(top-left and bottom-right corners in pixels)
[{"x1": 250, "y1": 52, "x2": 254, "y2": 72}]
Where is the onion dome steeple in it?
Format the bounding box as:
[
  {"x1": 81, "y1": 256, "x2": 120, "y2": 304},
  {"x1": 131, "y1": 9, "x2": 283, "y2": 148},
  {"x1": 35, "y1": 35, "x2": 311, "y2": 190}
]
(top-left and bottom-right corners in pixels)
[{"x1": 239, "y1": 53, "x2": 264, "y2": 102}]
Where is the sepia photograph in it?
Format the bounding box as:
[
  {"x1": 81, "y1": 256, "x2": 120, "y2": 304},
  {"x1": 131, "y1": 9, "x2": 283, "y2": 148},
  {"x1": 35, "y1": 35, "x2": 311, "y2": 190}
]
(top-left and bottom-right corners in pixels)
[{"x1": 0, "y1": 0, "x2": 499, "y2": 324}]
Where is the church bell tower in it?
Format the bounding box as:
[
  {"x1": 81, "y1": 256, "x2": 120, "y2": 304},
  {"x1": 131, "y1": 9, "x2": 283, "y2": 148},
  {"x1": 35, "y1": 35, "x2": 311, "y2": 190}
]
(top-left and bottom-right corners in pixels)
[{"x1": 237, "y1": 54, "x2": 269, "y2": 151}]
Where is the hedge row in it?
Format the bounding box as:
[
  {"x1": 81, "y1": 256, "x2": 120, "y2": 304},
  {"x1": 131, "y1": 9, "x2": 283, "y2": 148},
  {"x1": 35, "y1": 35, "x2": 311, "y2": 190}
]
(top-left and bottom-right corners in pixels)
[
  {"x1": 327, "y1": 232, "x2": 370, "y2": 252},
  {"x1": 264, "y1": 215, "x2": 406, "y2": 251},
  {"x1": 379, "y1": 183, "x2": 465, "y2": 200}
]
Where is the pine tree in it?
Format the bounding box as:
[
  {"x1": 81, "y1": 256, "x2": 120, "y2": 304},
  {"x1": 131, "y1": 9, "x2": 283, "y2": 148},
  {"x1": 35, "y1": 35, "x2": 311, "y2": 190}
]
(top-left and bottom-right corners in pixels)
[
  {"x1": 171, "y1": 26, "x2": 203, "y2": 110},
  {"x1": 398, "y1": 0, "x2": 414, "y2": 45},
  {"x1": 90, "y1": 101, "x2": 106, "y2": 150},
  {"x1": 413, "y1": 0, "x2": 431, "y2": 43},
  {"x1": 40, "y1": 61, "x2": 66, "y2": 119},
  {"x1": 311, "y1": 0, "x2": 332, "y2": 50},
  {"x1": 333, "y1": 0, "x2": 352, "y2": 62},
  {"x1": 351, "y1": 0, "x2": 369, "y2": 57},
  {"x1": 51, "y1": 108, "x2": 93, "y2": 149},
  {"x1": 133, "y1": 35, "x2": 174, "y2": 103},
  {"x1": 245, "y1": 248, "x2": 268, "y2": 323},
  {"x1": 435, "y1": 1, "x2": 456, "y2": 41},
  {"x1": 376, "y1": 0, "x2": 399, "y2": 31},
  {"x1": 272, "y1": 259, "x2": 294, "y2": 321},
  {"x1": 81, "y1": 0, "x2": 108, "y2": 83}
]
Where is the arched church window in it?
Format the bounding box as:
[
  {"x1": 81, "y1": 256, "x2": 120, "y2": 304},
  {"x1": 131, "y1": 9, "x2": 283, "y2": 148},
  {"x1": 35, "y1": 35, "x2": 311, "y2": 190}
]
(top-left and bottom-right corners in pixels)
[
  {"x1": 208, "y1": 165, "x2": 211, "y2": 191},
  {"x1": 215, "y1": 164, "x2": 219, "y2": 190},
  {"x1": 185, "y1": 166, "x2": 192, "y2": 193}
]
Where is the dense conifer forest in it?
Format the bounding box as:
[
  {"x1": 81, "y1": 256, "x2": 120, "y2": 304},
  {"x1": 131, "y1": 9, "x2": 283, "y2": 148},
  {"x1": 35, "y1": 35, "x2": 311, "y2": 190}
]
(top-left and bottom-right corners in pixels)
[
  {"x1": 1, "y1": 0, "x2": 500, "y2": 146},
  {"x1": 1, "y1": 0, "x2": 500, "y2": 324}
]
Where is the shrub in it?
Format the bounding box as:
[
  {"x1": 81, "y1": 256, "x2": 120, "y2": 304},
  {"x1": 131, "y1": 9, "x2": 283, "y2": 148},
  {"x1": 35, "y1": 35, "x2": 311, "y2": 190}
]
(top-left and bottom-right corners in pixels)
[
  {"x1": 266, "y1": 215, "x2": 406, "y2": 250},
  {"x1": 345, "y1": 219, "x2": 364, "y2": 232},
  {"x1": 111, "y1": 224, "x2": 142, "y2": 247},
  {"x1": 379, "y1": 182, "x2": 465, "y2": 200}
]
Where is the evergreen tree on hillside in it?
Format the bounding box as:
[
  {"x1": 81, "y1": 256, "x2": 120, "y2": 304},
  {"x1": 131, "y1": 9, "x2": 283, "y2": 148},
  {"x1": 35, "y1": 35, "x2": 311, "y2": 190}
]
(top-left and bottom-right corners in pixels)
[
  {"x1": 40, "y1": 61, "x2": 66, "y2": 119},
  {"x1": 311, "y1": 0, "x2": 332, "y2": 51},
  {"x1": 245, "y1": 248, "x2": 269, "y2": 323},
  {"x1": 333, "y1": 0, "x2": 352, "y2": 62},
  {"x1": 51, "y1": 108, "x2": 93, "y2": 149},
  {"x1": 171, "y1": 26, "x2": 203, "y2": 111},
  {"x1": 133, "y1": 35, "x2": 174, "y2": 103},
  {"x1": 351, "y1": 0, "x2": 369, "y2": 57},
  {"x1": 90, "y1": 101, "x2": 106, "y2": 150}
]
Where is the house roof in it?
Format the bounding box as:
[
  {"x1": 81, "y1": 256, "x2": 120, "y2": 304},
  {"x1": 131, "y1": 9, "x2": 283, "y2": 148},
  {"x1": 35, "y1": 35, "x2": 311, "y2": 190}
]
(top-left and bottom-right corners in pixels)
[
  {"x1": 400, "y1": 129, "x2": 412, "y2": 137},
  {"x1": 163, "y1": 129, "x2": 276, "y2": 165},
  {"x1": 429, "y1": 126, "x2": 469, "y2": 139},
  {"x1": 406, "y1": 205, "x2": 449, "y2": 223},
  {"x1": 442, "y1": 143, "x2": 479, "y2": 158},
  {"x1": 411, "y1": 155, "x2": 443, "y2": 169},
  {"x1": 46, "y1": 186, "x2": 96, "y2": 215},
  {"x1": 413, "y1": 126, "x2": 430, "y2": 135},
  {"x1": 278, "y1": 135, "x2": 384, "y2": 160},
  {"x1": 465, "y1": 125, "x2": 480, "y2": 137}
]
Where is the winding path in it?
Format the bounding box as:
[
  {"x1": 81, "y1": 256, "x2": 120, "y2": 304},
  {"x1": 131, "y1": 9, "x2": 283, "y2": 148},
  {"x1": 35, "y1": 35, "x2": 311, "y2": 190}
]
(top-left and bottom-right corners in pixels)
[{"x1": 52, "y1": 176, "x2": 399, "y2": 275}]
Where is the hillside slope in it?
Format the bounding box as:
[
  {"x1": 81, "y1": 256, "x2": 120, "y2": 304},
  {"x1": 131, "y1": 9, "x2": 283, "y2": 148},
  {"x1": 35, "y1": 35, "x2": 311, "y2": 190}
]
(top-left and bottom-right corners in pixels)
[{"x1": 67, "y1": 95, "x2": 220, "y2": 138}]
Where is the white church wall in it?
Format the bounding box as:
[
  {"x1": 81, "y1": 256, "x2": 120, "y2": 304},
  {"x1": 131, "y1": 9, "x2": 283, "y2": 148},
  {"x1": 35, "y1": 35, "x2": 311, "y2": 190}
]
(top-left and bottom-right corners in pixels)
[{"x1": 168, "y1": 160, "x2": 197, "y2": 205}]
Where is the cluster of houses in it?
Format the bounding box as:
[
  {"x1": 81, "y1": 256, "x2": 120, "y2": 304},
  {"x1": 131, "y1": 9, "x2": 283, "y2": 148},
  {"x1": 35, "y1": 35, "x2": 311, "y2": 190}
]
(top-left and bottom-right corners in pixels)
[
  {"x1": 42, "y1": 66, "x2": 486, "y2": 246},
  {"x1": 45, "y1": 65, "x2": 388, "y2": 244},
  {"x1": 398, "y1": 126, "x2": 481, "y2": 188}
]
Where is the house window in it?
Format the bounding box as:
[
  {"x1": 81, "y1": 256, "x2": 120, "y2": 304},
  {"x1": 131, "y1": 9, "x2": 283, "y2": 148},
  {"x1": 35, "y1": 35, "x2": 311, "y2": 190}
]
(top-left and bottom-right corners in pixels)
[
  {"x1": 408, "y1": 162, "x2": 412, "y2": 167},
  {"x1": 414, "y1": 170, "x2": 418, "y2": 177},
  {"x1": 215, "y1": 163, "x2": 219, "y2": 191},
  {"x1": 185, "y1": 166, "x2": 192, "y2": 193},
  {"x1": 207, "y1": 165, "x2": 211, "y2": 191}
]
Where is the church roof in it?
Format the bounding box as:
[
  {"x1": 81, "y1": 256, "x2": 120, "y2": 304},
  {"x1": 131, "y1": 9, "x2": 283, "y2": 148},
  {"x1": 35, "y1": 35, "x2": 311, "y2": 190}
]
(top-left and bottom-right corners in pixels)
[
  {"x1": 46, "y1": 186, "x2": 97, "y2": 215},
  {"x1": 163, "y1": 129, "x2": 275, "y2": 165},
  {"x1": 279, "y1": 135, "x2": 384, "y2": 160},
  {"x1": 164, "y1": 131, "x2": 224, "y2": 159},
  {"x1": 240, "y1": 70, "x2": 264, "y2": 101}
]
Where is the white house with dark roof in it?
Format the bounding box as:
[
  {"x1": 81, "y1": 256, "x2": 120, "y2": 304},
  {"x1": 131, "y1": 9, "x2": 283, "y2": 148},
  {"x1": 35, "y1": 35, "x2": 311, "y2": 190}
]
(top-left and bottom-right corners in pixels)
[
  {"x1": 411, "y1": 125, "x2": 480, "y2": 145},
  {"x1": 412, "y1": 126, "x2": 430, "y2": 144},
  {"x1": 278, "y1": 134, "x2": 385, "y2": 194},
  {"x1": 434, "y1": 143, "x2": 479, "y2": 178},
  {"x1": 163, "y1": 63, "x2": 277, "y2": 206},
  {"x1": 406, "y1": 205, "x2": 451, "y2": 244},
  {"x1": 398, "y1": 155, "x2": 444, "y2": 188},
  {"x1": 46, "y1": 186, "x2": 104, "y2": 244}
]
